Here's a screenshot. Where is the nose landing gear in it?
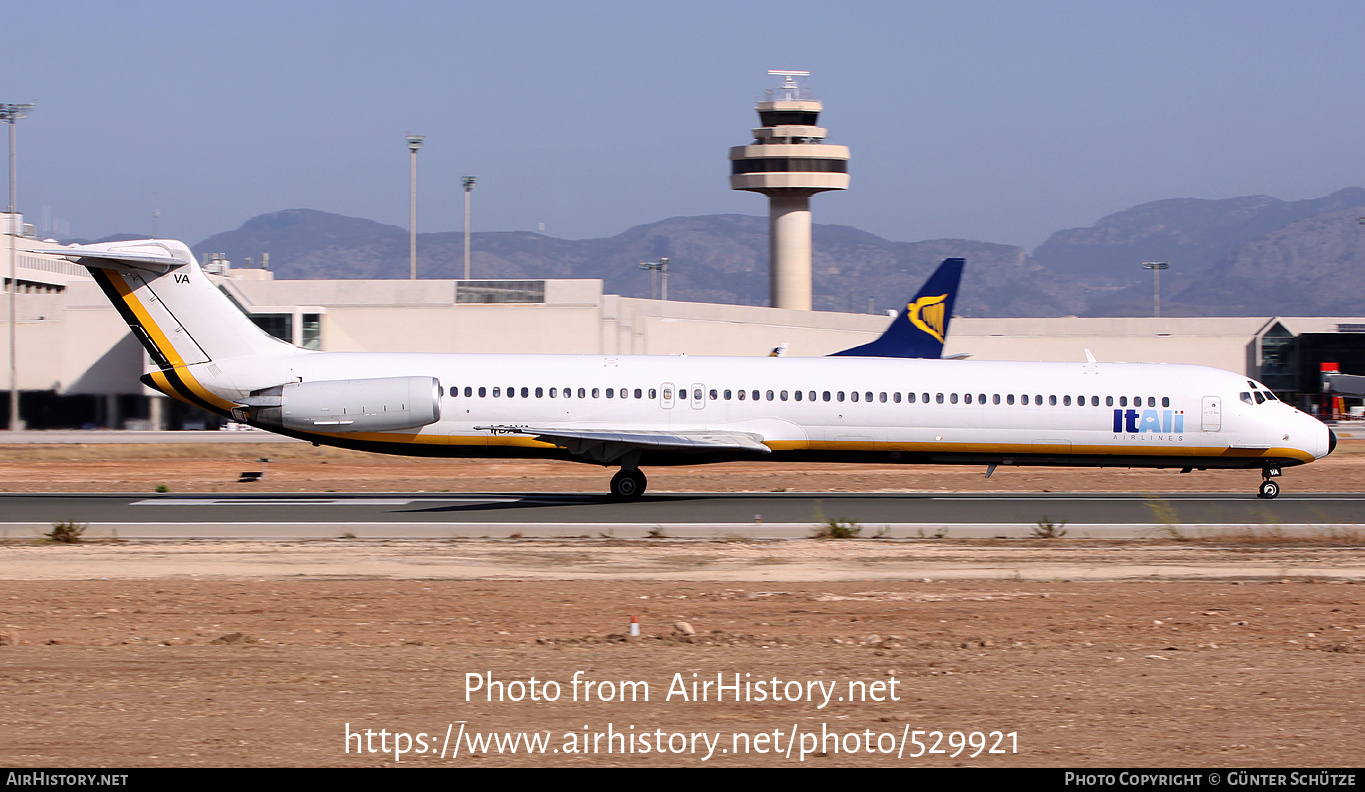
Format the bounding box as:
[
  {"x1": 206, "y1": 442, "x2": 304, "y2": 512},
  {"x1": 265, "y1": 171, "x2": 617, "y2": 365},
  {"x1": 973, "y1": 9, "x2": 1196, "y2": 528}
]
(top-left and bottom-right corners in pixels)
[
  {"x1": 1257, "y1": 465, "x2": 1282, "y2": 499},
  {"x1": 610, "y1": 468, "x2": 647, "y2": 501}
]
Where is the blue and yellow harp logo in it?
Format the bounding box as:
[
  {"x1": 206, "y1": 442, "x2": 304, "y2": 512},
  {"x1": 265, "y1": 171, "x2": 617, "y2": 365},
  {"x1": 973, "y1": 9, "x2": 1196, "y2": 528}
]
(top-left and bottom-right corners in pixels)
[{"x1": 907, "y1": 293, "x2": 949, "y2": 343}]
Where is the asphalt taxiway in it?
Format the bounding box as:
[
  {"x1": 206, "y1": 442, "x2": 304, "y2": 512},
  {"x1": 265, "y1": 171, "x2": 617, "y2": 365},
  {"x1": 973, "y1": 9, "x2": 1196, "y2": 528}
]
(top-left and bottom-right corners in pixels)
[{"x1": 1, "y1": 491, "x2": 1361, "y2": 539}]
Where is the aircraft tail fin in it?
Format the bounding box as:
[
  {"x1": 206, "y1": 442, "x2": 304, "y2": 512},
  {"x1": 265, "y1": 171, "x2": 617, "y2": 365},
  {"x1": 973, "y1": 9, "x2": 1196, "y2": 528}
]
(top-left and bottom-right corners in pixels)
[
  {"x1": 57, "y1": 239, "x2": 302, "y2": 371},
  {"x1": 829, "y1": 257, "x2": 964, "y2": 358}
]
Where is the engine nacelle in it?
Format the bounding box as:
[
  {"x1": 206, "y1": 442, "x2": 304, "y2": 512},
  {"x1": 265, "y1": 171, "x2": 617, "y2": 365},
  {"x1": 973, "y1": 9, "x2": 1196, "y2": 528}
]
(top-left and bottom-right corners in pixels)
[{"x1": 244, "y1": 376, "x2": 441, "y2": 433}]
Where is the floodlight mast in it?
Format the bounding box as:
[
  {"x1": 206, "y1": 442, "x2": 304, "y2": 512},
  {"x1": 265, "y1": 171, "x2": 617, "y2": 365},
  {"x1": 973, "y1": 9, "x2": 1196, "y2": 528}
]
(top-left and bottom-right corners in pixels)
[
  {"x1": 407, "y1": 134, "x2": 424, "y2": 280},
  {"x1": 3, "y1": 102, "x2": 34, "y2": 432},
  {"x1": 639, "y1": 258, "x2": 670, "y2": 301},
  {"x1": 1142, "y1": 261, "x2": 1170, "y2": 317},
  {"x1": 462, "y1": 176, "x2": 476, "y2": 280}
]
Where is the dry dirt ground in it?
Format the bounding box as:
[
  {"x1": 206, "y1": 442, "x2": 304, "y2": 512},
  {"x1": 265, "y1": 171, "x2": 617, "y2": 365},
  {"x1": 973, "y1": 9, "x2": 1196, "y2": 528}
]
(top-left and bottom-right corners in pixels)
[{"x1": 1, "y1": 439, "x2": 1363, "y2": 768}]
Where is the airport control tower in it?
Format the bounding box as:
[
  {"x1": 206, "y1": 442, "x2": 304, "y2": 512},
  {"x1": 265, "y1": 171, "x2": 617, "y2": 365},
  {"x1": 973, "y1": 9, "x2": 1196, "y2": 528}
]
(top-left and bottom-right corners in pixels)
[{"x1": 730, "y1": 71, "x2": 850, "y2": 310}]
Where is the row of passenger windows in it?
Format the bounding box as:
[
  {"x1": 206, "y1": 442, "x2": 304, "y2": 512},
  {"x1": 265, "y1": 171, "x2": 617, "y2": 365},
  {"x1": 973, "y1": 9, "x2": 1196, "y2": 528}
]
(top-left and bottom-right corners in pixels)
[{"x1": 444, "y1": 385, "x2": 1171, "y2": 408}]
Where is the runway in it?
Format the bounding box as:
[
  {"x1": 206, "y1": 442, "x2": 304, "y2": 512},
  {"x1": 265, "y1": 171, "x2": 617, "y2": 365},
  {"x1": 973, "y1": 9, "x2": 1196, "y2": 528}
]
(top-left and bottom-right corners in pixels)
[{"x1": 1, "y1": 491, "x2": 1361, "y2": 539}]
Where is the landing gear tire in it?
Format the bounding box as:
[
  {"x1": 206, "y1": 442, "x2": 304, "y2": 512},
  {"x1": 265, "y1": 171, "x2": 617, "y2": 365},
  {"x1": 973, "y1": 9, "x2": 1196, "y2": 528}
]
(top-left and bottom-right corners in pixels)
[
  {"x1": 610, "y1": 469, "x2": 647, "y2": 501},
  {"x1": 1258, "y1": 479, "x2": 1280, "y2": 500}
]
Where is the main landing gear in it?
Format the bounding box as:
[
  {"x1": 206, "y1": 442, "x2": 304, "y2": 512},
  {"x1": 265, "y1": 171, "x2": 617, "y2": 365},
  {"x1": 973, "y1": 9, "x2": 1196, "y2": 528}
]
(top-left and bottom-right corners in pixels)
[
  {"x1": 610, "y1": 468, "x2": 647, "y2": 501},
  {"x1": 1257, "y1": 465, "x2": 1282, "y2": 499}
]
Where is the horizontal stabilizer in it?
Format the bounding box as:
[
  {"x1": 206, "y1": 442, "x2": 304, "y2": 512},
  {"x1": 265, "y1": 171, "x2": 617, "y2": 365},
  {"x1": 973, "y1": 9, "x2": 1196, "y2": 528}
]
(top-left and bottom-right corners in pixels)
[{"x1": 40, "y1": 240, "x2": 191, "y2": 273}]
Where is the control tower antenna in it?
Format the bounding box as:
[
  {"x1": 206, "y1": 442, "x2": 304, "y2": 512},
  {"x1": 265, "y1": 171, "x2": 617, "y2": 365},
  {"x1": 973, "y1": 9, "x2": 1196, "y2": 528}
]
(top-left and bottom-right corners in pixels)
[{"x1": 729, "y1": 71, "x2": 849, "y2": 310}]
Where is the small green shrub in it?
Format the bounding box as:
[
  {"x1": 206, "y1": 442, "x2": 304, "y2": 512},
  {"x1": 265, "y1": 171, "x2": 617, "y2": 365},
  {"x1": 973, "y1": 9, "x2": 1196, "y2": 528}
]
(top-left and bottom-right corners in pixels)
[
  {"x1": 1032, "y1": 516, "x2": 1068, "y2": 539},
  {"x1": 812, "y1": 501, "x2": 861, "y2": 539},
  {"x1": 46, "y1": 521, "x2": 88, "y2": 544}
]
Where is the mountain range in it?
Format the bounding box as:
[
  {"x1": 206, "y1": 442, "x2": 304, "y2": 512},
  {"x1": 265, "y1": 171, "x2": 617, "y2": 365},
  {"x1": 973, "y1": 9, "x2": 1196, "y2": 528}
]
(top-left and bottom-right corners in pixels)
[{"x1": 89, "y1": 187, "x2": 1365, "y2": 317}]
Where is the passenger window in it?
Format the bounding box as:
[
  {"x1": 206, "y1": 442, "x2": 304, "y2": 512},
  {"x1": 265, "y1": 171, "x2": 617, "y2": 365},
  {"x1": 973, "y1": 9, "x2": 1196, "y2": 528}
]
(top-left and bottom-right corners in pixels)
[
  {"x1": 879, "y1": 392, "x2": 887, "y2": 403},
  {"x1": 710, "y1": 389, "x2": 718, "y2": 400},
  {"x1": 535, "y1": 387, "x2": 543, "y2": 398},
  {"x1": 1091, "y1": 396, "x2": 1099, "y2": 407},
  {"x1": 464, "y1": 386, "x2": 473, "y2": 397},
  {"x1": 737, "y1": 390, "x2": 745, "y2": 401},
  {"x1": 950, "y1": 393, "x2": 958, "y2": 404},
  {"x1": 577, "y1": 388, "x2": 586, "y2": 398},
  {"x1": 605, "y1": 388, "x2": 614, "y2": 398},
  {"x1": 1049, "y1": 395, "x2": 1057, "y2": 406},
  {"x1": 1119, "y1": 396, "x2": 1127, "y2": 407},
  {"x1": 1006, "y1": 394, "x2": 1014, "y2": 405},
  {"x1": 749, "y1": 390, "x2": 757, "y2": 401},
  {"x1": 780, "y1": 390, "x2": 788, "y2": 401},
  {"x1": 837, "y1": 392, "x2": 846, "y2": 402},
  {"x1": 794, "y1": 390, "x2": 803, "y2": 401},
  {"x1": 907, "y1": 392, "x2": 916, "y2": 404},
  {"x1": 993, "y1": 394, "x2": 1000, "y2": 405},
  {"x1": 649, "y1": 389, "x2": 657, "y2": 399},
  {"x1": 663, "y1": 388, "x2": 673, "y2": 400},
  {"x1": 823, "y1": 391, "x2": 831, "y2": 402},
  {"x1": 492, "y1": 387, "x2": 501, "y2": 397},
  {"x1": 893, "y1": 392, "x2": 901, "y2": 403},
  {"x1": 592, "y1": 388, "x2": 600, "y2": 398},
  {"x1": 936, "y1": 393, "x2": 944, "y2": 404},
  {"x1": 549, "y1": 388, "x2": 557, "y2": 398},
  {"x1": 851, "y1": 391, "x2": 859, "y2": 402},
  {"x1": 1161, "y1": 397, "x2": 1169, "y2": 407},
  {"x1": 1034, "y1": 395, "x2": 1042, "y2": 405},
  {"x1": 518, "y1": 387, "x2": 527, "y2": 398},
  {"x1": 766, "y1": 390, "x2": 775, "y2": 401},
  {"x1": 479, "y1": 387, "x2": 487, "y2": 398},
  {"x1": 1147, "y1": 397, "x2": 1155, "y2": 407},
  {"x1": 964, "y1": 393, "x2": 972, "y2": 404},
  {"x1": 1106, "y1": 396, "x2": 1113, "y2": 406},
  {"x1": 978, "y1": 394, "x2": 985, "y2": 404},
  {"x1": 1063, "y1": 395, "x2": 1071, "y2": 406},
  {"x1": 808, "y1": 391, "x2": 816, "y2": 402},
  {"x1": 724, "y1": 389, "x2": 732, "y2": 400},
  {"x1": 694, "y1": 388, "x2": 702, "y2": 401}
]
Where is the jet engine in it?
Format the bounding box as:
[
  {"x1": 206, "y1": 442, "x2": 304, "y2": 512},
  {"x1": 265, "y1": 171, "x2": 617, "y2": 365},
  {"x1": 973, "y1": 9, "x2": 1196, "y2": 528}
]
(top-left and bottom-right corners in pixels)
[{"x1": 240, "y1": 376, "x2": 441, "y2": 433}]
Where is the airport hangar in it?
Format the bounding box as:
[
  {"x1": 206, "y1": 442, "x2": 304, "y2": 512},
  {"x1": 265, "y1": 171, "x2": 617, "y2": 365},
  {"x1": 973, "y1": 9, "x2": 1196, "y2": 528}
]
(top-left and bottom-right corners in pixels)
[{"x1": 2, "y1": 220, "x2": 1362, "y2": 432}]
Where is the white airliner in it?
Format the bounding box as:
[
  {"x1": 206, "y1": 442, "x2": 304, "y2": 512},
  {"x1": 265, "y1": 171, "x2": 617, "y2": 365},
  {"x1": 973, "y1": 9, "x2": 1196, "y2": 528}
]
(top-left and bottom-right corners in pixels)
[{"x1": 52, "y1": 239, "x2": 1335, "y2": 500}]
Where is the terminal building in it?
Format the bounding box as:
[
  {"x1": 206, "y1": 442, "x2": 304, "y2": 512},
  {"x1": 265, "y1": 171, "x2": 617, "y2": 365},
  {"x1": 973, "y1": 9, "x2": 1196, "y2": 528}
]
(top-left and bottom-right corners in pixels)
[{"x1": 3, "y1": 212, "x2": 1363, "y2": 430}]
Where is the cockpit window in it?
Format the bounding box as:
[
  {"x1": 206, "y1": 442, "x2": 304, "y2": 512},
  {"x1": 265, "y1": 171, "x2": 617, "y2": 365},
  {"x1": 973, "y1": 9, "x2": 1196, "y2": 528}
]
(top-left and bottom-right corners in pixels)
[
  {"x1": 1240, "y1": 392, "x2": 1253, "y2": 404},
  {"x1": 1253, "y1": 391, "x2": 1266, "y2": 404}
]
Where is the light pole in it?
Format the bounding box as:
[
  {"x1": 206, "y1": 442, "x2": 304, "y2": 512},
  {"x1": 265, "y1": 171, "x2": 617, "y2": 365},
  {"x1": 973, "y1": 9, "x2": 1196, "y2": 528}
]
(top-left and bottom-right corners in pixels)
[
  {"x1": 3, "y1": 103, "x2": 34, "y2": 432},
  {"x1": 462, "y1": 176, "x2": 476, "y2": 280},
  {"x1": 407, "y1": 134, "x2": 424, "y2": 280},
  {"x1": 1142, "y1": 261, "x2": 1169, "y2": 318},
  {"x1": 639, "y1": 257, "x2": 670, "y2": 301}
]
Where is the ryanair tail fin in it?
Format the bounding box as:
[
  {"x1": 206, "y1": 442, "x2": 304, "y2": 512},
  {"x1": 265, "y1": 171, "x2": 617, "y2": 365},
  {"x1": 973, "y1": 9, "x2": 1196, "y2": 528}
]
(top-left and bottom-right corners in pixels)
[
  {"x1": 52, "y1": 239, "x2": 303, "y2": 415},
  {"x1": 828, "y1": 257, "x2": 964, "y2": 359}
]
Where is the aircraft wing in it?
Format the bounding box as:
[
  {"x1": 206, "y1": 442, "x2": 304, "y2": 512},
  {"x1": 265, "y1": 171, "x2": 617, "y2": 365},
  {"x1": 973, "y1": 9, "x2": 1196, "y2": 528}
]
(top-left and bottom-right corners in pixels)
[{"x1": 475, "y1": 424, "x2": 770, "y2": 464}]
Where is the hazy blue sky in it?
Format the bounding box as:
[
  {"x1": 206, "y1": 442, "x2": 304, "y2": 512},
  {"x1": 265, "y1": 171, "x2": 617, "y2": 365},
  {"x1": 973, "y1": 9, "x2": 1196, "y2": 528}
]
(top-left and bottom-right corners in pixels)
[{"x1": 7, "y1": 1, "x2": 1365, "y2": 249}]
